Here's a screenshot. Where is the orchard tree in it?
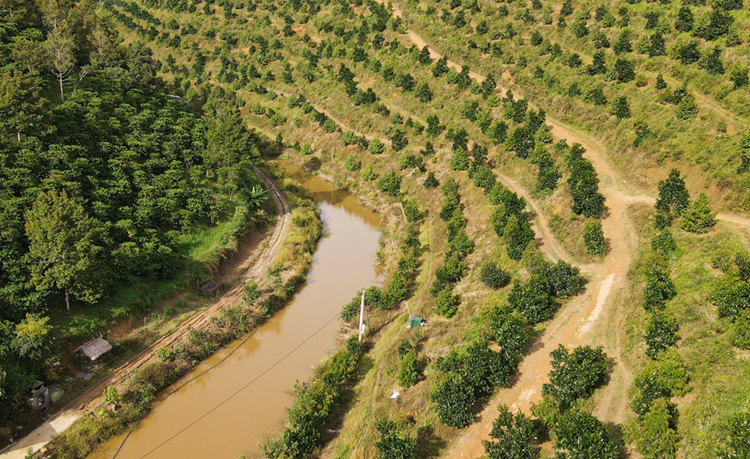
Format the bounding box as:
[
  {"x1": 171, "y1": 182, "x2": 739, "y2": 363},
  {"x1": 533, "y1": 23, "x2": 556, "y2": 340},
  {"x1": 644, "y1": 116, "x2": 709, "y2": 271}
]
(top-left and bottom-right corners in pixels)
[
  {"x1": 636, "y1": 398, "x2": 677, "y2": 459},
  {"x1": 680, "y1": 193, "x2": 716, "y2": 233},
  {"x1": 508, "y1": 277, "x2": 556, "y2": 324},
  {"x1": 424, "y1": 171, "x2": 439, "y2": 188},
  {"x1": 643, "y1": 261, "x2": 677, "y2": 311},
  {"x1": 631, "y1": 349, "x2": 689, "y2": 416},
  {"x1": 655, "y1": 169, "x2": 690, "y2": 215},
  {"x1": 645, "y1": 310, "x2": 679, "y2": 359},
  {"x1": 611, "y1": 95, "x2": 631, "y2": 119},
  {"x1": 489, "y1": 305, "x2": 528, "y2": 354},
  {"x1": 484, "y1": 404, "x2": 539, "y2": 459},
  {"x1": 375, "y1": 419, "x2": 416, "y2": 459},
  {"x1": 542, "y1": 345, "x2": 608, "y2": 409},
  {"x1": 504, "y1": 215, "x2": 535, "y2": 261},
  {"x1": 480, "y1": 261, "x2": 511, "y2": 289},
  {"x1": 25, "y1": 190, "x2": 105, "y2": 311},
  {"x1": 431, "y1": 372, "x2": 475, "y2": 428},
  {"x1": 584, "y1": 220, "x2": 607, "y2": 256},
  {"x1": 552, "y1": 407, "x2": 620, "y2": 459}
]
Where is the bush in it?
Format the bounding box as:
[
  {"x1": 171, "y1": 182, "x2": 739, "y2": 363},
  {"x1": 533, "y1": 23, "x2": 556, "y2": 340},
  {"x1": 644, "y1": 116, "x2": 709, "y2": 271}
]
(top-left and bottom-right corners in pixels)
[
  {"x1": 480, "y1": 261, "x2": 511, "y2": 289},
  {"x1": 542, "y1": 345, "x2": 608, "y2": 409},
  {"x1": 655, "y1": 169, "x2": 689, "y2": 215},
  {"x1": 488, "y1": 305, "x2": 528, "y2": 354},
  {"x1": 434, "y1": 287, "x2": 461, "y2": 318},
  {"x1": 397, "y1": 349, "x2": 419, "y2": 387},
  {"x1": 680, "y1": 193, "x2": 716, "y2": 233},
  {"x1": 361, "y1": 164, "x2": 377, "y2": 181},
  {"x1": 636, "y1": 398, "x2": 677, "y2": 459},
  {"x1": 344, "y1": 154, "x2": 361, "y2": 171},
  {"x1": 584, "y1": 220, "x2": 607, "y2": 256},
  {"x1": 611, "y1": 95, "x2": 631, "y2": 119},
  {"x1": 722, "y1": 412, "x2": 750, "y2": 458},
  {"x1": 730, "y1": 309, "x2": 750, "y2": 349},
  {"x1": 508, "y1": 277, "x2": 556, "y2": 324},
  {"x1": 431, "y1": 372, "x2": 475, "y2": 428},
  {"x1": 631, "y1": 349, "x2": 689, "y2": 416},
  {"x1": 645, "y1": 310, "x2": 679, "y2": 359},
  {"x1": 643, "y1": 261, "x2": 677, "y2": 311},
  {"x1": 484, "y1": 404, "x2": 539, "y2": 459},
  {"x1": 534, "y1": 260, "x2": 582, "y2": 299},
  {"x1": 368, "y1": 138, "x2": 386, "y2": 154},
  {"x1": 401, "y1": 198, "x2": 422, "y2": 223},
  {"x1": 424, "y1": 171, "x2": 439, "y2": 188},
  {"x1": 504, "y1": 215, "x2": 535, "y2": 261},
  {"x1": 375, "y1": 419, "x2": 416, "y2": 459},
  {"x1": 651, "y1": 229, "x2": 677, "y2": 257},
  {"x1": 377, "y1": 171, "x2": 402, "y2": 197},
  {"x1": 552, "y1": 407, "x2": 619, "y2": 459}
]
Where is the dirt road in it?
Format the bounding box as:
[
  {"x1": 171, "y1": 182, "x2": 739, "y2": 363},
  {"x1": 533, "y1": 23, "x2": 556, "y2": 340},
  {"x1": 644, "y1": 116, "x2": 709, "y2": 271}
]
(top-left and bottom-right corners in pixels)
[{"x1": 0, "y1": 169, "x2": 291, "y2": 459}]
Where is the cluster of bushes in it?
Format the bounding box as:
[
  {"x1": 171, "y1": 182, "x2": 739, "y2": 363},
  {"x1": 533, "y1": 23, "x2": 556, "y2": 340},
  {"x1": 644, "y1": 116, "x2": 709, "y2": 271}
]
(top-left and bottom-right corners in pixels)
[
  {"x1": 429, "y1": 178, "x2": 472, "y2": 318},
  {"x1": 488, "y1": 183, "x2": 533, "y2": 260},
  {"x1": 263, "y1": 337, "x2": 364, "y2": 459},
  {"x1": 711, "y1": 250, "x2": 750, "y2": 349},
  {"x1": 564, "y1": 142, "x2": 608, "y2": 219}
]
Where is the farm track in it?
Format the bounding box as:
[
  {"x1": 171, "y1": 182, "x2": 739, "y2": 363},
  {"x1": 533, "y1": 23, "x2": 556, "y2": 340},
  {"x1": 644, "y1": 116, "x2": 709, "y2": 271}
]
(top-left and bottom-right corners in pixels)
[{"x1": 0, "y1": 169, "x2": 291, "y2": 459}]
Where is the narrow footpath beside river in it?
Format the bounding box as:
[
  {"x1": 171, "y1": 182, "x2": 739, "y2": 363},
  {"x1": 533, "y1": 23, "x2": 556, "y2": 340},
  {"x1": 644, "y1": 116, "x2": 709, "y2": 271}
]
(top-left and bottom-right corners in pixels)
[{"x1": 89, "y1": 161, "x2": 382, "y2": 459}]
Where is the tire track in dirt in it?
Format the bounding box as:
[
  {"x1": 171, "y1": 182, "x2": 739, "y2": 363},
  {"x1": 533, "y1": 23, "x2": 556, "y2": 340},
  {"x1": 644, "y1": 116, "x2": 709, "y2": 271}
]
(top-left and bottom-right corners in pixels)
[{"x1": 1, "y1": 169, "x2": 291, "y2": 459}]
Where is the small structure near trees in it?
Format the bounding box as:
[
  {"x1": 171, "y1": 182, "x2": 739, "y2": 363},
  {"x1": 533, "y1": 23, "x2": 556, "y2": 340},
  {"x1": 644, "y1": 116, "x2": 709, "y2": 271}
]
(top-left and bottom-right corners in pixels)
[{"x1": 74, "y1": 337, "x2": 112, "y2": 363}]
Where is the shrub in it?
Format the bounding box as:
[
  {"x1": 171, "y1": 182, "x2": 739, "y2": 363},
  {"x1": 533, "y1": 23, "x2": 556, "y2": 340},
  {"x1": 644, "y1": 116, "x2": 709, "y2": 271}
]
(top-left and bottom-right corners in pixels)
[
  {"x1": 397, "y1": 349, "x2": 419, "y2": 387},
  {"x1": 484, "y1": 405, "x2": 539, "y2": 459},
  {"x1": 368, "y1": 138, "x2": 385, "y2": 154},
  {"x1": 423, "y1": 171, "x2": 439, "y2": 188},
  {"x1": 488, "y1": 305, "x2": 528, "y2": 354},
  {"x1": 611, "y1": 95, "x2": 631, "y2": 119},
  {"x1": 401, "y1": 198, "x2": 421, "y2": 223},
  {"x1": 712, "y1": 277, "x2": 750, "y2": 320},
  {"x1": 434, "y1": 287, "x2": 461, "y2": 318},
  {"x1": 344, "y1": 154, "x2": 361, "y2": 171},
  {"x1": 643, "y1": 261, "x2": 677, "y2": 311},
  {"x1": 722, "y1": 412, "x2": 750, "y2": 458},
  {"x1": 631, "y1": 349, "x2": 689, "y2": 416},
  {"x1": 680, "y1": 193, "x2": 716, "y2": 233},
  {"x1": 480, "y1": 261, "x2": 511, "y2": 289},
  {"x1": 731, "y1": 309, "x2": 750, "y2": 349},
  {"x1": 361, "y1": 165, "x2": 377, "y2": 181},
  {"x1": 552, "y1": 407, "x2": 619, "y2": 459},
  {"x1": 504, "y1": 215, "x2": 535, "y2": 261},
  {"x1": 377, "y1": 171, "x2": 402, "y2": 197},
  {"x1": 584, "y1": 220, "x2": 607, "y2": 256},
  {"x1": 542, "y1": 345, "x2": 608, "y2": 409},
  {"x1": 636, "y1": 398, "x2": 677, "y2": 459},
  {"x1": 645, "y1": 310, "x2": 679, "y2": 359},
  {"x1": 508, "y1": 277, "x2": 556, "y2": 324},
  {"x1": 431, "y1": 372, "x2": 475, "y2": 428},
  {"x1": 651, "y1": 229, "x2": 676, "y2": 257},
  {"x1": 375, "y1": 419, "x2": 416, "y2": 459},
  {"x1": 535, "y1": 260, "x2": 582, "y2": 299}
]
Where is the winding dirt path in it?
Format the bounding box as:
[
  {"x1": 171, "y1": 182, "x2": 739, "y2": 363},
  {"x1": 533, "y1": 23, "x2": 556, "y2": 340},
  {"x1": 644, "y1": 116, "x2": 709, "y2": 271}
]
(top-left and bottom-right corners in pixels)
[{"x1": 0, "y1": 169, "x2": 291, "y2": 459}]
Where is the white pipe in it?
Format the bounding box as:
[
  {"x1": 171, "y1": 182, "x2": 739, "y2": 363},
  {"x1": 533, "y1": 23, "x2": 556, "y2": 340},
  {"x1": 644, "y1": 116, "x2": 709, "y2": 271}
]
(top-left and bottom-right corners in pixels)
[{"x1": 358, "y1": 290, "x2": 365, "y2": 341}]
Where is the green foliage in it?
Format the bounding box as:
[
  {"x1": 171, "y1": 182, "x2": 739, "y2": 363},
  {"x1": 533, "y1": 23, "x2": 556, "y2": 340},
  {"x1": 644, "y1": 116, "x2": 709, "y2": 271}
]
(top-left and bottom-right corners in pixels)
[
  {"x1": 542, "y1": 345, "x2": 608, "y2": 409},
  {"x1": 508, "y1": 277, "x2": 556, "y2": 324},
  {"x1": 636, "y1": 398, "x2": 677, "y2": 459},
  {"x1": 680, "y1": 193, "x2": 716, "y2": 233},
  {"x1": 10, "y1": 314, "x2": 54, "y2": 362},
  {"x1": 533, "y1": 260, "x2": 582, "y2": 299},
  {"x1": 656, "y1": 169, "x2": 690, "y2": 216},
  {"x1": 375, "y1": 419, "x2": 416, "y2": 459},
  {"x1": 651, "y1": 229, "x2": 677, "y2": 257},
  {"x1": 611, "y1": 95, "x2": 631, "y2": 119},
  {"x1": 730, "y1": 309, "x2": 750, "y2": 349},
  {"x1": 401, "y1": 199, "x2": 422, "y2": 223},
  {"x1": 567, "y1": 145, "x2": 607, "y2": 218},
  {"x1": 720, "y1": 412, "x2": 750, "y2": 458},
  {"x1": 25, "y1": 190, "x2": 105, "y2": 310},
  {"x1": 484, "y1": 404, "x2": 539, "y2": 459},
  {"x1": 434, "y1": 287, "x2": 461, "y2": 318},
  {"x1": 488, "y1": 305, "x2": 528, "y2": 354},
  {"x1": 480, "y1": 261, "x2": 511, "y2": 289},
  {"x1": 361, "y1": 164, "x2": 378, "y2": 182},
  {"x1": 552, "y1": 407, "x2": 620, "y2": 459},
  {"x1": 424, "y1": 171, "x2": 439, "y2": 188},
  {"x1": 712, "y1": 276, "x2": 750, "y2": 320},
  {"x1": 584, "y1": 220, "x2": 607, "y2": 256},
  {"x1": 643, "y1": 261, "x2": 677, "y2": 311},
  {"x1": 368, "y1": 137, "x2": 386, "y2": 154},
  {"x1": 344, "y1": 154, "x2": 361, "y2": 171},
  {"x1": 431, "y1": 372, "x2": 475, "y2": 428},
  {"x1": 631, "y1": 349, "x2": 689, "y2": 416},
  {"x1": 504, "y1": 215, "x2": 535, "y2": 261},
  {"x1": 645, "y1": 310, "x2": 679, "y2": 359}
]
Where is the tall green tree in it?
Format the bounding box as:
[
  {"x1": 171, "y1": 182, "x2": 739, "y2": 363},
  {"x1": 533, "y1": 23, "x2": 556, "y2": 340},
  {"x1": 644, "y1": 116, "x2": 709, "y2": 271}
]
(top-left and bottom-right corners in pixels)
[
  {"x1": 655, "y1": 169, "x2": 690, "y2": 215},
  {"x1": 680, "y1": 193, "x2": 716, "y2": 233},
  {"x1": 375, "y1": 419, "x2": 416, "y2": 459},
  {"x1": 25, "y1": 190, "x2": 105, "y2": 311},
  {"x1": 0, "y1": 71, "x2": 47, "y2": 142},
  {"x1": 484, "y1": 404, "x2": 539, "y2": 459}
]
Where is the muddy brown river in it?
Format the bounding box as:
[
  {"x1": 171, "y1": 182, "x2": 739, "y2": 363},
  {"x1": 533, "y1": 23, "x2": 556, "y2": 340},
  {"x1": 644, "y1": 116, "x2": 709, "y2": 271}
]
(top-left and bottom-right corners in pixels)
[{"x1": 89, "y1": 162, "x2": 382, "y2": 459}]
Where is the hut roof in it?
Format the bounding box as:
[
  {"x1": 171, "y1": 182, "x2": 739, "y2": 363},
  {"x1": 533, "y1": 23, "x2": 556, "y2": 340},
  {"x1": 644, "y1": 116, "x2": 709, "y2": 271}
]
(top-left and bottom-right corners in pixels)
[{"x1": 75, "y1": 337, "x2": 112, "y2": 361}]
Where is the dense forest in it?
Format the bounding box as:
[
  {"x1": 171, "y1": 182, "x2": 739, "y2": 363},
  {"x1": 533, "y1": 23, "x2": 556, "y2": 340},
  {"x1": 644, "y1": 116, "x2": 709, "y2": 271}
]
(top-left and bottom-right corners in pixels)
[
  {"x1": 0, "y1": 0, "x2": 265, "y2": 421},
  {"x1": 2, "y1": 0, "x2": 750, "y2": 457}
]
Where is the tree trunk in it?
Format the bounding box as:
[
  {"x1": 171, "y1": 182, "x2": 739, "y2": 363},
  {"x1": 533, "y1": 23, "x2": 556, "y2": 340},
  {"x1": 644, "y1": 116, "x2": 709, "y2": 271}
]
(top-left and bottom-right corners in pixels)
[
  {"x1": 59, "y1": 73, "x2": 64, "y2": 102},
  {"x1": 65, "y1": 288, "x2": 70, "y2": 311}
]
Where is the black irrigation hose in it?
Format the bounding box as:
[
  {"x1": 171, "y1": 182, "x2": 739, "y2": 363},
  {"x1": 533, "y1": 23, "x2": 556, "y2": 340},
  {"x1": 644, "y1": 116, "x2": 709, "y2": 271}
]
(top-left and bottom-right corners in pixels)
[{"x1": 112, "y1": 311, "x2": 343, "y2": 459}]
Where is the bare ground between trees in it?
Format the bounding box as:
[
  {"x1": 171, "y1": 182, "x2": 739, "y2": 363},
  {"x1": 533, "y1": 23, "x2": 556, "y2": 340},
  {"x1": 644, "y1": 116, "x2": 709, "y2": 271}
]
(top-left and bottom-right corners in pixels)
[{"x1": 0, "y1": 168, "x2": 291, "y2": 459}]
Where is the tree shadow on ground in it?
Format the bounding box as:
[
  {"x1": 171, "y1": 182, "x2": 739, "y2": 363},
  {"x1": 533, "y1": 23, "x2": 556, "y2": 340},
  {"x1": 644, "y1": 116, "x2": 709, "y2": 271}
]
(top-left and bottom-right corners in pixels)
[{"x1": 414, "y1": 425, "x2": 447, "y2": 458}]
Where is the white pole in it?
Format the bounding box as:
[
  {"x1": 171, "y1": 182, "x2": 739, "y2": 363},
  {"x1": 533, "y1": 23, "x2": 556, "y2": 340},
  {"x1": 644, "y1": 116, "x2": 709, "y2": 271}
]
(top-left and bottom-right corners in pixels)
[
  {"x1": 406, "y1": 302, "x2": 412, "y2": 318},
  {"x1": 358, "y1": 290, "x2": 365, "y2": 341}
]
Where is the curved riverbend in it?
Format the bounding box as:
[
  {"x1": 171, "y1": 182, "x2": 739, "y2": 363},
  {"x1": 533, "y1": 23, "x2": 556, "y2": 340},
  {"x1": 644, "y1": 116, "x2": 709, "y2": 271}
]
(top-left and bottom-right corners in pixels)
[{"x1": 90, "y1": 161, "x2": 382, "y2": 459}]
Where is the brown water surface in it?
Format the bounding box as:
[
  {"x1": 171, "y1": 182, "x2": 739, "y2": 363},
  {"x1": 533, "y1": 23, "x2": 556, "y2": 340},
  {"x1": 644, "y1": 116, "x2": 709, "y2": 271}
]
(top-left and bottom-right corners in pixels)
[{"x1": 90, "y1": 161, "x2": 381, "y2": 459}]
